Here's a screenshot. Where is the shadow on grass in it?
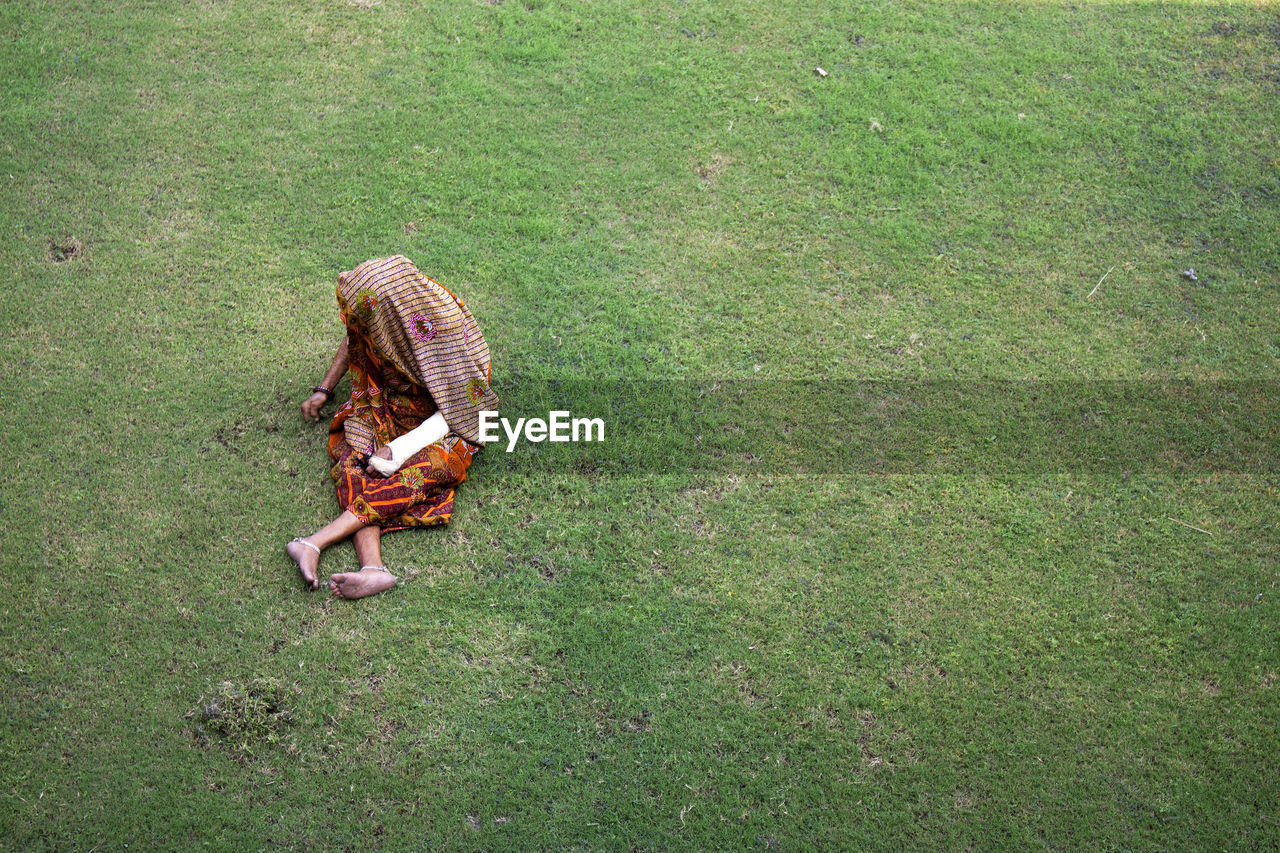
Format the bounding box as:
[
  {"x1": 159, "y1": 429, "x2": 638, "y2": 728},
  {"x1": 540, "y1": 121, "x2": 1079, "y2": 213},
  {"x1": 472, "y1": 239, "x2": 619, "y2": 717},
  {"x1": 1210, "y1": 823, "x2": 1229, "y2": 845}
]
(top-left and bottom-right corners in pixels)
[{"x1": 477, "y1": 379, "x2": 1279, "y2": 477}]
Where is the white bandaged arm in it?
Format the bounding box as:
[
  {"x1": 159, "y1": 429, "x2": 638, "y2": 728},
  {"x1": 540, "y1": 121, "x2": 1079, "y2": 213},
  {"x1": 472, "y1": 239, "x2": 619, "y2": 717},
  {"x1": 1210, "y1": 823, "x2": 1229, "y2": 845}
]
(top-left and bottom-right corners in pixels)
[{"x1": 367, "y1": 411, "x2": 449, "y2": 476}]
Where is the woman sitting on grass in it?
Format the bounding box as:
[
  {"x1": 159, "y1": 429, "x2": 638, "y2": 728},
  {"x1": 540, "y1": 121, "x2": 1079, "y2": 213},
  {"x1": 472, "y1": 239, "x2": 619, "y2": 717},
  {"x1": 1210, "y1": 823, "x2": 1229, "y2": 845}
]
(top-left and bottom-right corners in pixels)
[{"x1": 288, "y1": 256, "x2": 498, "y2": 599}]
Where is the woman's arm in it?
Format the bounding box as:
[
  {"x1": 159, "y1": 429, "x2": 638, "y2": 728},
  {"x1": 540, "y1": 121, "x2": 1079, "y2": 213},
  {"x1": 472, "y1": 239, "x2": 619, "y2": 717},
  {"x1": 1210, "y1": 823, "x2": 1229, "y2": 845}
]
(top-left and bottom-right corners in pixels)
[
  {"x1": 301, "y1": 336, "x2": 350, "y2": 422},
  {"x1": 367, "y1": 411, "x2": 450, "y2": 476}
]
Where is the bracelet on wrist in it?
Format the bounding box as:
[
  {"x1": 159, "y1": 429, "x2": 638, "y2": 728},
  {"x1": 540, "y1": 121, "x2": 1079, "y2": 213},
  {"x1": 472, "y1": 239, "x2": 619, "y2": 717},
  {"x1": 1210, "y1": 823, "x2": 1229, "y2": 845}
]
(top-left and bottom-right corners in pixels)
[{"x1": 313, "y1": 386, "x2": 334, "y2": 401}]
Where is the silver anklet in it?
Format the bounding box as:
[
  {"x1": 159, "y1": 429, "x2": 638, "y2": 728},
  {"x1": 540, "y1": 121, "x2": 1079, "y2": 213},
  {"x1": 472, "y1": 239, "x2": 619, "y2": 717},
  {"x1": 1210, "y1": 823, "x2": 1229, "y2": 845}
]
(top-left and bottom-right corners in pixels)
[{"x1": 291, "y1": 537, "x2": 321, "y2": 555}]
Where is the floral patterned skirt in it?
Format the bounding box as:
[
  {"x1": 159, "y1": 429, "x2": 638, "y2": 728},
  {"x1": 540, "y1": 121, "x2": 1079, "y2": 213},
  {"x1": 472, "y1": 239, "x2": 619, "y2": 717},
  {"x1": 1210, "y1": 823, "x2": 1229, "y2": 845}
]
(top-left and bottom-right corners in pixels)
[{"x1": 328, "y1": 433, "x2": 479, "y2": 532}]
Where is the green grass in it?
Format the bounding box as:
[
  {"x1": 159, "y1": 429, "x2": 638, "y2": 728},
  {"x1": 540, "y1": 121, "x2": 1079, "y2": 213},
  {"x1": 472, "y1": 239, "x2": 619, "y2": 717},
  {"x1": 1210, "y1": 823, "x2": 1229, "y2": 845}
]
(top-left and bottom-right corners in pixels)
[{"x1": 2, "y1": 0, "x2": 1278, "y2": 848}]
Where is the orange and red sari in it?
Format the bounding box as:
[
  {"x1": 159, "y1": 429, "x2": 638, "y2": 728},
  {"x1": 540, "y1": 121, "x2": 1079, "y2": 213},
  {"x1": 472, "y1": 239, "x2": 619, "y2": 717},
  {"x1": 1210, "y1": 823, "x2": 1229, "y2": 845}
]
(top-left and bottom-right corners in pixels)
[{"x1": 326, "y1": 256, "x2": 496, "y2": 531}]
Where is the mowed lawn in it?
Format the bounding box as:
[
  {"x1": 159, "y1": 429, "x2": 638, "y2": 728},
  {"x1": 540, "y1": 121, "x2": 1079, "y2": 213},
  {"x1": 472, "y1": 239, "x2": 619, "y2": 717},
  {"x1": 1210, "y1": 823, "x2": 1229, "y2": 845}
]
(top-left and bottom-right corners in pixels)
[{"x1": 2, "y1": 0, "x2": 1278, "y2": 849}]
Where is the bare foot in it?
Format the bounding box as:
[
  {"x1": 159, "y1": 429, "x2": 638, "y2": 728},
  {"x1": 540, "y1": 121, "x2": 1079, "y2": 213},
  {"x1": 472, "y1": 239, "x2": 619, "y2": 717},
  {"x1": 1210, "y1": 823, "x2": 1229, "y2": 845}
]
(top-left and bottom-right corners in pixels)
[
  {"x1": 287, "y1": 538, "x2": 321, "y2": 590},
  {"x1": 329, "y1": 567, "x2": 396, "y2": 600}
]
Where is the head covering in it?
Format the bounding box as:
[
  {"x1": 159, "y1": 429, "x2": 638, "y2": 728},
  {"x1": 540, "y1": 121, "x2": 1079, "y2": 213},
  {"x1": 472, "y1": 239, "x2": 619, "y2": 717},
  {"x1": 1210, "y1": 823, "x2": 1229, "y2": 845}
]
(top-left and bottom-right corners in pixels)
[{"x1": 336, "y1": 256, "x2": 497, "y2": 445}]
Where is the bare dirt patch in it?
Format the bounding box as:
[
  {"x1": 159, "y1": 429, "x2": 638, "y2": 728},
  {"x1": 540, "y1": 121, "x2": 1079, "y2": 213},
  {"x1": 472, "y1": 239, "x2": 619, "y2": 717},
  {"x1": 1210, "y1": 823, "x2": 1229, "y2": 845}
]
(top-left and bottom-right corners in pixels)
[
  {"x1": 46, "y1": 236, "x2": 83, "y2": 264},
  {"x1": 696, "y1": 154, "x2": 730, "y2": 185}
]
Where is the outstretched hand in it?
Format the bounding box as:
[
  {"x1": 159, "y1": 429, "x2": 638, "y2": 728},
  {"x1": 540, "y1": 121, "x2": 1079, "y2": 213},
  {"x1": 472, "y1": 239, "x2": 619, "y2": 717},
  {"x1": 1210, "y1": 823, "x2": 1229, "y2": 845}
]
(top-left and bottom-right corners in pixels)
[{"x1": 301, "y1": 391, "x2": 329, "y2": 422}]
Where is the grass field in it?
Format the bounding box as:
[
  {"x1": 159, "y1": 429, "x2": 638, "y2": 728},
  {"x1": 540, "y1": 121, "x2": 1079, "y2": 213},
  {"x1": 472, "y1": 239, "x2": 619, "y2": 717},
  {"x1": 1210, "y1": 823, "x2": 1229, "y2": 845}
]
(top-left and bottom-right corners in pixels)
[{"x1": 2, "y1": 0, "x2": 1278, "y2": 848}]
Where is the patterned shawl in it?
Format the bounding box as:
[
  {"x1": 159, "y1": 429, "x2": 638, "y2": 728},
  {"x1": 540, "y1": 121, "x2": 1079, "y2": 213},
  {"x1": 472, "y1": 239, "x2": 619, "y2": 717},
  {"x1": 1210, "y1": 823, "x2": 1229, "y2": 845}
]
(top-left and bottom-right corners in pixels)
[{"x1": 336, "y1": 256, "x2": 497, "y2": 446}]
